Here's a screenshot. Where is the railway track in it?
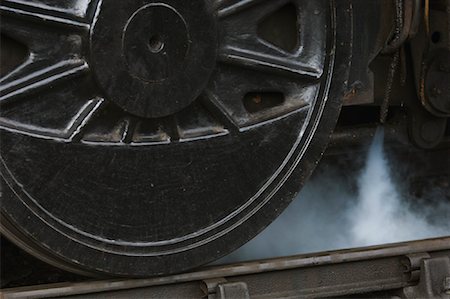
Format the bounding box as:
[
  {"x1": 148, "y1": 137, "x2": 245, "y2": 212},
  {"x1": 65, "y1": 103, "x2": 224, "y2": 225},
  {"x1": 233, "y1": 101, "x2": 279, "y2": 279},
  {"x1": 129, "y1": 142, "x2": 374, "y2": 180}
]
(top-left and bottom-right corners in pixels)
[
  {"x1": 2, "y1": 237, "x2": 450, "y2": 299},
  {"x1": 1, "y1": 0, "x2": 449, "y2": 291}
]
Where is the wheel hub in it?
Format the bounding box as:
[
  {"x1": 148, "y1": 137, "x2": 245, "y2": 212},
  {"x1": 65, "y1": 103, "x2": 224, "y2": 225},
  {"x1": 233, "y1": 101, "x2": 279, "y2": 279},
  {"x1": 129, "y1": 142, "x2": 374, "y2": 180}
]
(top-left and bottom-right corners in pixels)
[
  {"x1": 90, "y1": 0, "x2": 217, "y2": 118},
  {"x1": 123, "y1": 4, "x2": 189, "y2": 82}
]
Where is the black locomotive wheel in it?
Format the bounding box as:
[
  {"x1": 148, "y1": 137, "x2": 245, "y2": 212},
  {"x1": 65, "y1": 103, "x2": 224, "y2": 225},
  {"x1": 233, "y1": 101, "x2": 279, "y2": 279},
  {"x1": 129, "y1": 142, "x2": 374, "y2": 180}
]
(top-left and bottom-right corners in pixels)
[{"x1": 0, "y1": 0, "x2": 352, "y2": 276}]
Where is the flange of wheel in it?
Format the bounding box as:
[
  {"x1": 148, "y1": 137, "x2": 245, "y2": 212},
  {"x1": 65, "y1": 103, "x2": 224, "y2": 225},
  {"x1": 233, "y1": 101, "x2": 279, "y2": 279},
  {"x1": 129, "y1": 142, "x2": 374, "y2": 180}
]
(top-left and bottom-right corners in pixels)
[{"x1": 0, "y1": 0, "x2": 353, "y2": 276}]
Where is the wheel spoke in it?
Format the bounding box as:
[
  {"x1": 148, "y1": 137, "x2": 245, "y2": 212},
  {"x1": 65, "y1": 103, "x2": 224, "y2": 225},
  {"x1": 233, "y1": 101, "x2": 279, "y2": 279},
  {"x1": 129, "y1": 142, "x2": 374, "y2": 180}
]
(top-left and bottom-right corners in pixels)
[
  {"x1": 0, "y1": 0, "x2": 90, "y2": 58},
  {"x1": 206, "y1": 65, "x2": 315, "y2": 129},
  {"x1": 80, "y1": 103, "x2": 136, "y2": 145},
  {"x1": 200, "y1": 92, "x2": 241, "y2": 133},
  {"x1": 0, "y1": 56, "x2": 98, "y2": 141},
  {"x1": 66, "y1": 98, "x2": 105, "y2": 141},
  {"x1": 216, "y1": 0, "x2": 268, "y2": 19},
  {"x1": 0, "y1": 59, "x2": 89, "y2": 105},
  {"x1": 218, "y1": 47, "x2": 322, "y2": 79},
  {"x1": 120, "y1": 117, "x2": 138, "y2": 144},
  {"x1": 0, "y1": 0, "x2": 91, "y2": 29},
  {"x1": 0, "y1": 96, "x2": 104, "y2": 141},
  {"x1": 131, "y1": 120, "x2": 170, "y2": 146},
  {"x1": 175, "y1": 101, "x2": 230, "y2": 141},
  {"x1": 217, "y1": 0, "x2": 327, "y2": 79}
]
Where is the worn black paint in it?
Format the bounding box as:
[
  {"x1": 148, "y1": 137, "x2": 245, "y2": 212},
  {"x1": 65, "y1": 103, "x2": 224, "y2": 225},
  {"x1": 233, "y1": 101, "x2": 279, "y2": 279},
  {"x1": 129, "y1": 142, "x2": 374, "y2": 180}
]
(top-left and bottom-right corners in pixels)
[{"x1": 0, "y1": 0, "x2": 353, "y2": 276}]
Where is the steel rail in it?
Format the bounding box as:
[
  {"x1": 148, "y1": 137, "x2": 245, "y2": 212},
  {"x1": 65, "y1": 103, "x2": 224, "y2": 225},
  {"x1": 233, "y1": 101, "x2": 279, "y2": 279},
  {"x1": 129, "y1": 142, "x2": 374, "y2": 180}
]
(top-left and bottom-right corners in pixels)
[{"x1": 1, "y1": 237, "x2": 450, "y2": 298}]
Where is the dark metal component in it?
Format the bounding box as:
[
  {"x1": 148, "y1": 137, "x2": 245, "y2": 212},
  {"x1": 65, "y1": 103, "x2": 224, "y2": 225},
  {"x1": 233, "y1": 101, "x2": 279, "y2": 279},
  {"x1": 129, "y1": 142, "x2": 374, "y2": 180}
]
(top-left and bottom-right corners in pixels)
[
  {"x1": 0, "y1": 236, "x2": 85, "y2": 289},
  {"x1": 409, "y1": 0, "x2": 423, "y2": 38},
  {"x1": 0, "y1": 34, "x2": 28, "y2": 77},
  {"x1": 382, "y1": 0, "x2": 414, "y2": 54},
  {"x1": 90, "y1": 0, "x2": 218, "y2": 118},
  {"x1": 444, "y1": 276, "x2": 450, "y2": 295},
  {"x1": 202, "y1": 278, "x2": 228, "y2": 298},
  {"x1": 402, "y1": 257, "x2": 450, "y2": 299},
  {"x1": 410, "y1": 0, "x2": 450, "y2": 117},
  {"x1": 397, "y1": 2, "x2": 450, "y2": 148},
  {"x1": 342, "y1": 0, "x2": 422, "y2": 110},
  {"x1": 408, "y1": 88, "x2": 447, "y2": 149},
  {"x1": 202, "y1": 278, "x2": 250, "y2": 299},
  {"x1": 1, "y1": 238, "x2": 450, "y2": 299},
  {"x1": 344, "y1": 0, "x2": 395, "y2": 106},
  {"x1": 424, "y1": 49, "x2": 450, "y2": 115},
  {"x1": 1, "y1": 0, "x2": 447, "y2": 282},
  {"x1": 0, "y1": 0, "x2": 353, "y2": 277},
  {"x1": 217, "y1": 282, "x2": 250, "y2": 299},
  {"x1": 380, "y1": 51, "x2": 400, "y2": 123},
  {"x1": 402, "y1": 253, "x2": 431, "y2": 283}
]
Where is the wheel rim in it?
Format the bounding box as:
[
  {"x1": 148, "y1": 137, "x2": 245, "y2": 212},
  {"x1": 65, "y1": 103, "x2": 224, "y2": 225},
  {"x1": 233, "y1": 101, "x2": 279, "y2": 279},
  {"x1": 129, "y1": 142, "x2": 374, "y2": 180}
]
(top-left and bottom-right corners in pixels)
[{"x1": 0, "y1": 0, "x2": 352, "y2": 276}]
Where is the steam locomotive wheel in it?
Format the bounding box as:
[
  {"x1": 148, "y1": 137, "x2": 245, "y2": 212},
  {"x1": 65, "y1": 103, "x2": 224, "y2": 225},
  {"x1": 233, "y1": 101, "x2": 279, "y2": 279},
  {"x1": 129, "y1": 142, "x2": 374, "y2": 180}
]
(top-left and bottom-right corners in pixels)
[{"x1": 0, "y1": 0, "x2": 352, "y2": 276}]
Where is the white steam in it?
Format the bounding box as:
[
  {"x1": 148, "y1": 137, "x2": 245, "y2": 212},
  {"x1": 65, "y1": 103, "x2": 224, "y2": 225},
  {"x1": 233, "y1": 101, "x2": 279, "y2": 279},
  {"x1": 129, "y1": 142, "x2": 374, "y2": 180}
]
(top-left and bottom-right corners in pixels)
[
  {"x1": 221, "y1": 128, "x2": 450, "y2": 263},
  {"x1": 348, "y1": 129, "x2": 448, "y2": 245}
]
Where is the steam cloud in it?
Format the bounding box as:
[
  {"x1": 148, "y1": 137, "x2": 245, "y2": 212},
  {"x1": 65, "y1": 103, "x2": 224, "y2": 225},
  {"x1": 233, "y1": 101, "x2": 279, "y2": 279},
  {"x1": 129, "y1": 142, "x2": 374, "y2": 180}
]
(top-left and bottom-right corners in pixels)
[{"x1": 221, "y1": 128, "x2": 450, "y2": 263}]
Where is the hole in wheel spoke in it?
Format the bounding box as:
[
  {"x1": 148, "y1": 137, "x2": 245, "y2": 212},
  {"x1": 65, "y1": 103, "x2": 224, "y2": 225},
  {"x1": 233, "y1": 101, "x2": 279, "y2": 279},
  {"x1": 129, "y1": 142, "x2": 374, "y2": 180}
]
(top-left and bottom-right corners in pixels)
[
  {"x1": 243, "y1": 92, "x2": 285, "y2": 114},
  {"x1": 0, "y1": 34, "x2": 29, "y2": 77},
  {"x1": 257, "y1": 3, "x2": 299, "y2": 53}
]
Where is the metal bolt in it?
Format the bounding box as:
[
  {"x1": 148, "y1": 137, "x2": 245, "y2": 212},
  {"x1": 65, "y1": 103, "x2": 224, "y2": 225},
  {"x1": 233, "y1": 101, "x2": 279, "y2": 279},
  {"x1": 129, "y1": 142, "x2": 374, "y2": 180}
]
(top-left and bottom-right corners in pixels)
[
  {"x1": 430, "y1": 86, "x2": 442, "y2": 98},
  {"x1": 148, "y1": 35, "x2": 164, "y2": 54}
]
